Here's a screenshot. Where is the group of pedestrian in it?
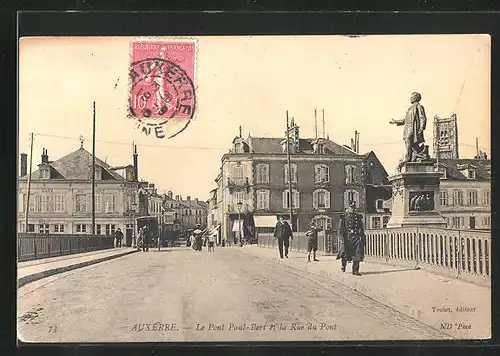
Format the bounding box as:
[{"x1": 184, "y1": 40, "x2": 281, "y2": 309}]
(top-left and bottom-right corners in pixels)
[
  {"x1": 137, "y1": 226, "x2": 151, "y2": 252},
  {"x1": 272, "y1": 201, "x2": 366, "y2": 276}
]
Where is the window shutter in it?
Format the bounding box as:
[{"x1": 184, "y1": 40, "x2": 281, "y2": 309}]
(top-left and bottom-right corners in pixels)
[
  {"x1": 344, "y1": 191, "x2": 349, "y2": 209},
  {"x1": 283, "y1": 191, "x2": 287, "y2": 209},
  {"x1": 47, "y1": 194, "x2": 53, "y2": 213},
  {"x1": 18, "y1": 194, "x2": 24, "y2": 213},
  {"x1": 325, "y1": 166, "x2": 330, "y2": 182},
  {"x1": 265, "y1": 164, "x2": 269, "y2": 183},
  {"x1": 314, "y1": 165, "x2": 320, "y2": 183},
  {"x1": 73, "y1": 194, "x2": 77, "y2": 212},
  {"x1": 326, "y1": 191, "x2": 331, "y2": 208},
  {"x1": 284, "y1": 164, "x2": 288, "y2": 183},
  {"x1": 87, "y1": 194, "x2": 92, "y2": 213},
  {"x1": 313, "y1": 190, "x2": 318, "y2": 209},
  {"x1": 295, "y1": 191, "x2": 300, "y2": 209}
]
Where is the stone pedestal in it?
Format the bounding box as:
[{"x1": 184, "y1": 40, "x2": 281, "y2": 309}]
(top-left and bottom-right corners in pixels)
[{"x1": 387, "y1": 161, "x2": 446, "y2": 228}]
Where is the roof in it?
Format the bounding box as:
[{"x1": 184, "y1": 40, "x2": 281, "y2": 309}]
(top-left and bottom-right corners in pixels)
[
  {"x1": 245, "y1": 137, "x2": 359, "y2": 156},
  {"x1": 365, "y1": 185, "x2": 392, "y2": 213},
  {"x1": 439, "y1": 158, "x2": 491, "y2": 181},
  {"x1": 19, "y1": 147, "x2": 125, "y2": 181}
]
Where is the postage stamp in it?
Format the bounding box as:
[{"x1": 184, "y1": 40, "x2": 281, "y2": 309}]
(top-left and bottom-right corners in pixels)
[{"x1": 129, "y1": 39, "x2": 197, "y2": 139}]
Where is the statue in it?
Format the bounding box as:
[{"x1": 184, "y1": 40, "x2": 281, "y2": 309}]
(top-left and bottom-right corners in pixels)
[{"x1": 389, "y1": 92, "x2": 431, "y2": 170}]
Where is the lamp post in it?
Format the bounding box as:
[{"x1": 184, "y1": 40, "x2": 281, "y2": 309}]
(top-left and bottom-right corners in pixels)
[
  {"x1": 131, "y1": 202, "x2": 137, "y2": 247},
  {"x1": 237, "y1": 201, "x2": 243, "y2": 247}
]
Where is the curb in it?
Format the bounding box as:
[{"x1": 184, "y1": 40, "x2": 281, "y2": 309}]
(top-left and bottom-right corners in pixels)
[{"x1": 18, "y1": 250, "x2": 138, "y2": 288}]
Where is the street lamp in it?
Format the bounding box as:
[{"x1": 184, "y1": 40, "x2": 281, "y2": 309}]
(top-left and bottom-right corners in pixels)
[
  {"x1": 131, "y1": 202, "x2": 137, "y2": 247},
  {"x1": 237, "y1": 200, "x2": 243, "y2": 247}
]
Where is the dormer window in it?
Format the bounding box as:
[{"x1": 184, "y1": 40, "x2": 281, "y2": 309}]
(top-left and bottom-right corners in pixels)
[
  {"x1": 312, "y1": 138, "x2": 326, "y2": 154},
  {"x1": 94, "y1": 166, "x2": 102, "y2": 180},
  {"x1": 468, "y1": 169, "x2": 476, "y2": 179},
  {"x1": 376, "y1": 199, "x2": 384, "y2": 210},
  {"x1": 126, "y1": 167, "x2": 134, "y2": 181},
  {"x1": 40, "y1": 168, "x2": 49, "y2": 179}
]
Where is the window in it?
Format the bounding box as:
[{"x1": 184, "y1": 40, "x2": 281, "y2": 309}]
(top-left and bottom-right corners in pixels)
[
  {"x1": 18, "y1": 193, "x2": 25, "y2": 213},
  {"x1": 235, "y1": 192, "x2": 245, "y2": 206},
  {"x1": 452, "y1": 190, "x2": 464, "y2": 206},
  {"x1": 284, "y1": 163, "x2": 298, "y2": 183},
  {"x1": 313, "y1": 215, "x2": 332, "y2": 230},
  {"x1": 382, "y1": 216, "x2": 390, "y2": 228},
  {"x1": 39, "y1": 194, "x2": 48, "y2": 212},
  {"x1": 317, "y1": 143, "x2": 325, "y2": 154},
  {"x1": 440, "y1": 191, "x2": 448, "y2": 206},
  {"x1": 314, "y1": 164, "x2": 330, "y2": 183},
  {"x1": 452, "y1": 217, "x2": 461, "y2": 228},
  {"x1": 40, "y1": 168, "x2": 49, "y2": 179},
  {"x1": 96, "y1": 224, "x2": 102, "y2": 235},
  {"x1": 75, "y1": 194, "x2": 87, "y2": 212},
  {"x1": 483, "y1": 190, "x2": 491, "y2": 206},
  {"x1": 54, "y1": 224, "x2": 65, "y2": 233},
  {"x1": 105, "y1": 195, "x2": 116, "y2": 213},
  {"x1": 76, "y1": 224, "x2": 87, "y2": 233},
  {"x1": 468, "y1": 190, "x2": 478, "y2": 206},
  {"x1": 126, "y1": 168, "x2": 134, "y2": 181},
  {"x1": 344, "y1": 189, "x2": 360, "y2": 209},
  {"x1": 483, "y1": 216, "x2": 491, "y2": 227},
  {"x1": 376, "y1": 199, "x2": 384, "y2": 210},
  {"x1": 256, "y1": 189, "x2": 270, "y2": 210},
  {"x1": 39, "y1": 224, "x2": 49, "y2": 233},
  {"x1": 256, "y1": 163, "x2": 270, "y2": 184},
  {"x1": 231, "y1": 164, "x2": 245, "y2": 184},
  {"x1": 53, "y1": 194, "x2": 65, "y2": 212},
  {"x1": 372, "y1": 216, "x2": 381, "y2": 229},
  {"x1": 468, "y1": 169, "x2": 476, "y2": 179},
  {"x1": 94, "y1": 167, "x2": 102, "y2": 180},
  {"x1": 283, "y1": 189, "x2": 300, "y2": 209},
  {"x1": 27, "y1": 224, "x2": 35, "y2": 232},
  {"x1": 313, "y1": 189, "x2": 330, "y2": 209},
  {"x1": 345, "y1": 165, "x2": 360, "y2": 184},
  {"x1": 95, "y1": 194, "x2": 104, "y2": 213},
  {"x1": 105, "y1": 224, "x2": 116, "y2": 235}
]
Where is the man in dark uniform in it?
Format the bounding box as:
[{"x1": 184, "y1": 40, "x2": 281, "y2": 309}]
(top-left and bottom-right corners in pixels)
[
  {"x1": 306, "y1": 221, "x2": 321, "y2": 262},
  {"x1": 337, "y1": 201, "x2": 366, "y2": 276},
  {"x1": 273, "y1": 215, "x2": 292, "y2": 259},
  {"x1": 115, "y1": 228, "x2": 124, "y2": 248}
]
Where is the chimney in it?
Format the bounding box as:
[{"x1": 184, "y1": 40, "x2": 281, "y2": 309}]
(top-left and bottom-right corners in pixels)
[
  {"x1": 187, "y1": 196, "x2": 191, "y2": 201},
  {"x1": 133, "y1": 144, "x2": 138, "y2": 181},
  {"x1": 41, "y1": 148, "x2": 48, "y2": 164},
  {"x1": 167, "y1": 190, "x2": 173, "y2": 198},
  {"x1": 195, "y1": 198, "x2": 199, "y2": 204},
  {"x1": 175, "y1": 195, "x2": 180, "y2": 201},
  {"x1": 239, "y1": 126, "x2": 242, "y2": 138},
  {"x1": 20, "y1": 153, "x2": 27, "y2": 176}
]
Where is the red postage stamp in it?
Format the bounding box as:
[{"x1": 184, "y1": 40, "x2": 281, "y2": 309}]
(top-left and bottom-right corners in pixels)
[{"x1": 129, "y1": 39, "x2": 196, "y2": 138}]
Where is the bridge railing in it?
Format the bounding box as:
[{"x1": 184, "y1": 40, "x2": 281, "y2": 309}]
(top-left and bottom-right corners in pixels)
[
  {"x1": 17, "y1": 233, "x2": 115, "y2": 262},
  {"x1": 365, "y1": 227, "x2": 491, "y2": 286},
  {"x1": 257, "y1": 231, "x2": 338, "y2": 255}
]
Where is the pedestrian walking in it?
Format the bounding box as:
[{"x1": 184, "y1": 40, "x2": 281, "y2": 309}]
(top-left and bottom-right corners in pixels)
[
  {"x1": 207, "y1": 230, "x2": 216, "y2": 252},
  {"x1": 306, "y1": 222, "x2": 321, "y2": 262},
  {"x1": 192, "y1": 224, "x2": 204, "y2": 251},
  {"x1": 336, "y1": 201, "x2": 366, "y2": 276},
  {"x1": 115, "y1": 228, "x2": 124, "y2": 248},
  {"x1": 137, "y1": 227, "x2": 144, "y2": 251},
  {"x1": 142, "y1": 225, "x2": 150, "y2": 252},
  {"x1": 273, "y1": 215, "x2": 293, "y2": 259}
]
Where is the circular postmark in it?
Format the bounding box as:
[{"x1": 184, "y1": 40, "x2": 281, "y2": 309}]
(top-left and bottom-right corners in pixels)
[{"x1": 129, "y1": 57, "x2": 196, "y2": 139}]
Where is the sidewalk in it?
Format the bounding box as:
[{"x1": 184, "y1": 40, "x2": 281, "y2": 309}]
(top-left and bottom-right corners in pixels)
[
  {"x1": 241, "y1": 245, "x2": 491, "y2": 340},
  {"x1": 18, "y1": 247, "x2": 137, "y2": 287}
]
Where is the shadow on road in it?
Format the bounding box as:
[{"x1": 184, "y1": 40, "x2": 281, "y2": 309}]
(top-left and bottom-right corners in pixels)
[{"x1": 360, "y1": 267, "x2": 418, "y2": 276}]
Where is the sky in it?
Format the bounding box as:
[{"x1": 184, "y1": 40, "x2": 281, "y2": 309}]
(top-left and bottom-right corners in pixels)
[{"x1": 19, "y1": 35, "x2": 491, "y2": 200}]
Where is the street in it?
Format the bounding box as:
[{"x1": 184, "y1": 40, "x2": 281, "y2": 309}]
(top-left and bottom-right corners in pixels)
[{"x1": 18, "y1": 246, "x2": 449, "y2": 342}]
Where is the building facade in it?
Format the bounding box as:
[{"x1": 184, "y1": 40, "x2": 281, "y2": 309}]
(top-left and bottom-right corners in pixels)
[
  {"x1": 18, "y1": 145, "x2": 140, "y2": 243},
  {"x1": 437, "y1": 158, "x2": 491, "y2": 230},
  {"x1": 212, "y1": 121, "x2": 387, "y2": 245}
]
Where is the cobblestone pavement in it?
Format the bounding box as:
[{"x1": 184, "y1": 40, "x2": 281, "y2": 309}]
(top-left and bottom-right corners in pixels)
[{"x1": 18, "y1": 246, "x2": 450, "y2": 342}]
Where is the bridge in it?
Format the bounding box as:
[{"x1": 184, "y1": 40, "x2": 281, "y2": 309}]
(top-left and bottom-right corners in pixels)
[{"x1": 17, "y1": 227, "x2": 490, "y2": 342}]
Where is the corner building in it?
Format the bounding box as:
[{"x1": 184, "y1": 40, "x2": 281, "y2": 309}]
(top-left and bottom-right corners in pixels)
[{"x1": 216, "y1": 121, "x2": 387, "y2": 244}]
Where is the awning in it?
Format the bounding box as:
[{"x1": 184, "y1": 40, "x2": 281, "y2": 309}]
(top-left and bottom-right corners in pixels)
[
  {"x1": 232, "y1": 220, "x2": 244, "y2": 232},
  {"x1": 254, "y1": 215, "x2": 277, "y2": 228}
]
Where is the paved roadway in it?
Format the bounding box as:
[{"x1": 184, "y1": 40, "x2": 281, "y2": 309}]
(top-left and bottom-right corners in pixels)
[{"x1": 18, "y1": 246, "x2": 449, "y2": 342}]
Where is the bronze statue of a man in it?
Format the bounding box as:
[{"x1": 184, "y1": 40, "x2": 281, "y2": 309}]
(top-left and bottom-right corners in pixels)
[{"x1": 390, "y1": 92, "x2": 428, "y2": 163}]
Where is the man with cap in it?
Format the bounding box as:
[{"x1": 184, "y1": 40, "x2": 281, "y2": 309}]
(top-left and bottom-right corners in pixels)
[
  {"x1": 336, "y1": 201, "x2": 366, "y2": 276},
  {"x1": 389, "y1": 92, "x2": 428, "y2": 163},
  {"x1": 114, "y1": 228, "x2": 124, "y2": 248},
  {"x1": 306, "y1": 221, "x2": 321, "y2": 262},
  {"x1": 273, "y1": 215, "x2": 293, "y2": 259}
]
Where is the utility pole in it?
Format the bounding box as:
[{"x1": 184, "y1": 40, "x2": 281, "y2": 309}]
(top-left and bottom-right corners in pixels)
[
  {"x1": 91, "y1": 102, "x2": 96, "y2": 235},
  {"x1": 25, "y1": 133, "x2": 34, "y2": 232},
  {"x1": 286, "y1": 111, "x2": 294, "y2": 233}
]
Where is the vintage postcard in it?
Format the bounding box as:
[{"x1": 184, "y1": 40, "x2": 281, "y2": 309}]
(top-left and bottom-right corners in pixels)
[{"x1": 17, "y1": 35, "x2": 491, "y2": 343}]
